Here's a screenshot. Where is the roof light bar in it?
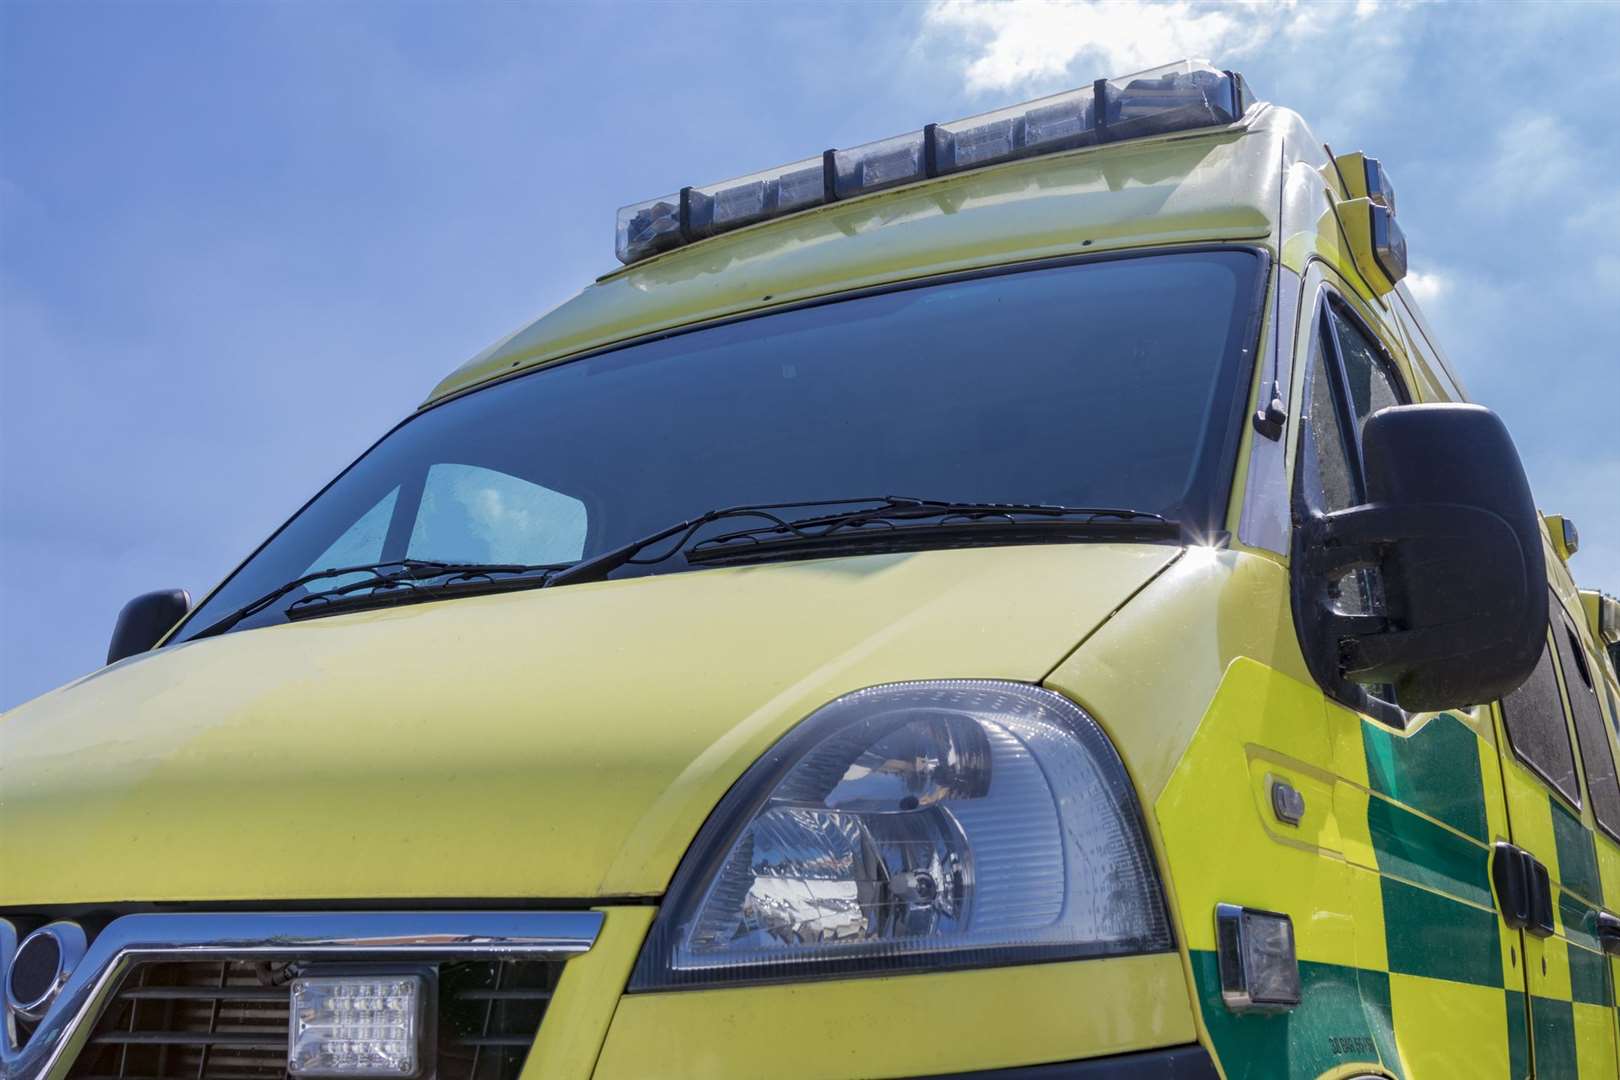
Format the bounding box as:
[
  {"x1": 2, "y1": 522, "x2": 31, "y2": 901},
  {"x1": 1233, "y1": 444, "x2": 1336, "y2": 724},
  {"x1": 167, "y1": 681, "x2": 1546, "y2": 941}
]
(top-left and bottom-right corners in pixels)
[{"x1": 614, "y1": 59, "x2": 1252, "y2": 265}]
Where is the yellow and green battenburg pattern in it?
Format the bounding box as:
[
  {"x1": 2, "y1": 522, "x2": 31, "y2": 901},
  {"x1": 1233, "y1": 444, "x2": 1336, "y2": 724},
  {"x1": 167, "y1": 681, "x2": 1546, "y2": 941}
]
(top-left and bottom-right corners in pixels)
[{"x1": 1158, "y1": 660, "x2": 1617, "y2": 1079}]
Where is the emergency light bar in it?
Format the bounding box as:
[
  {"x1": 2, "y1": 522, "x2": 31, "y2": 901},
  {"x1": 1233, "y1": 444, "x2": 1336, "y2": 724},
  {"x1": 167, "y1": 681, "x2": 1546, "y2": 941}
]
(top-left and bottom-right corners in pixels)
[{"x1": 615, "y1": 59, "x2": 1253, "y2": 265}]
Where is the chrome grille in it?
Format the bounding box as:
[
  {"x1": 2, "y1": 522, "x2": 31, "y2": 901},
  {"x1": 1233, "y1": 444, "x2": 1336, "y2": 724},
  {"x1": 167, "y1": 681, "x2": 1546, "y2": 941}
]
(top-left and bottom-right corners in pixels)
[{"x1": 66, "y1": 959, "x2": 562, "y2": 1080}]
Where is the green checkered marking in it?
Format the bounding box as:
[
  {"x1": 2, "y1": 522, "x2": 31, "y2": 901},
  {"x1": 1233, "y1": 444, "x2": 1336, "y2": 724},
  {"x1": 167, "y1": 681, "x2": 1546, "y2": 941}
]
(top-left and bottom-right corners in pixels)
[
  {"x1": 1556, "y1": 888, "x2": 1614, "y2": 1005},
  {"x1": 1567, "y1": 942, "x2": 1612, "y2": 1008},
  {"x1": 1189, "y1": 952, "x2": 1402, "y2": 1079},
  {"x1": 1530, "y1": 995, "x2": 1578, "y2": 1078},
  {"x1": 1354, "y1": 967, "x2": 1402, "y2": 1079},
  {"x1": 1506, "y1": 989, "x2": 1530, "y2": 1080},
  {"x1": 1366, "y1": 794, "x2": 1493, "y2": 907},
  {"x1": 1363, "y1": 712, "x2": 1489, "y2": 842},
  {"x1": 1550, "y1": 795, "x2": 1603, "y2": 903},
  {"x1": 1559, "y1": 890, "x2": 1600, "y2": 952},
  {"x1": 1380, "y1": 877, "x2": 1502, "y2": 988}
]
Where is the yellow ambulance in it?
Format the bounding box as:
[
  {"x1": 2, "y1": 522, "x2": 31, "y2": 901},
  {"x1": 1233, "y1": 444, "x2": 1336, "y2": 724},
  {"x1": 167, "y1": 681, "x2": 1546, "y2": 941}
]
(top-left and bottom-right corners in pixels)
[{"x1": 6, "y1": 59, "x2": 1619, "y2": 1080}]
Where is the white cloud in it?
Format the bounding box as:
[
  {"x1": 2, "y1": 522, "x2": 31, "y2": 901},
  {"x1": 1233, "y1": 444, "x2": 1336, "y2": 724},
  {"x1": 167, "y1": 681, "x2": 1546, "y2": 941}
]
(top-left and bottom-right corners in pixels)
[
  {"x1": 1564, "y1": 189, "x2": 1620, "y2": 248},
  {"x1": 1403, "y1": 268, "x2": 1447, "y2": 305},
  {"x1": 922, "y1": 0, "x2": 1411, "y2": 96},
  {"x1": 1484, "y1": 112, "x2": 1579, "y2": 205}
]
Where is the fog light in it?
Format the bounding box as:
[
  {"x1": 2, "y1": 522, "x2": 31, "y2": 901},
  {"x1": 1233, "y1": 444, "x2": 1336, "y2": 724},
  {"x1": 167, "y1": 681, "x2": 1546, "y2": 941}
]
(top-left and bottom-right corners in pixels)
[
  {"x1": 1215, "y1": 903, "x2": 1300, "y2": 1012},
  {"x1": 288, "y1": 973, "x2": 427, "y2": 1077}
]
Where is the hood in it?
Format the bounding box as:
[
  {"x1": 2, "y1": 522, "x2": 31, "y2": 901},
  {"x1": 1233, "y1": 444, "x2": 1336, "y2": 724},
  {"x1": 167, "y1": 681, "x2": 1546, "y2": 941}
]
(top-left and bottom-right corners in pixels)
[{"x1": 1, "y1": 544, "x2": 1178, "y2": 906}]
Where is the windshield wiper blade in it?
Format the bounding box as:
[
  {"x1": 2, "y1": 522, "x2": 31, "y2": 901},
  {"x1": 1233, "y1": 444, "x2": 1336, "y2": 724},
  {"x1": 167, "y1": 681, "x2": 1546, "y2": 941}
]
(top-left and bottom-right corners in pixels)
[
  {"x1": 546, "y1": 497, "x2": 1178, "y2": 586},
  {"x1": 188, "y1": 560, "x2": 549, "y2": 640},
  {"x1": 285, "y1": 561, "x2": 564, "y2": 620},
  {"x1": 545, "y1": 497, "x2": 905, "y2": 587},
  {"x1": 685, "y1": 499, "x2": 1181, "y2": 565}
]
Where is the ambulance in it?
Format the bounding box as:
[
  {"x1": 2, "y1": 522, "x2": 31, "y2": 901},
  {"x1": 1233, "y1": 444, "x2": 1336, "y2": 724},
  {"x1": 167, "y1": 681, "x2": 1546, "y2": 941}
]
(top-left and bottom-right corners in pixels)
[{"x1": 6, "y1": 59, "x2": 1619, "y2": 1080}]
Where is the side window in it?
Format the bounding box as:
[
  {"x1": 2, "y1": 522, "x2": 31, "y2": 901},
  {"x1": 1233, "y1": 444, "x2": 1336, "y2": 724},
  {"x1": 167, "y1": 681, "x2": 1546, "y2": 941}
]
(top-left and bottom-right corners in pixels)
[
  {"x1": 1330, "y1": 307, "x2": 1404, "y2": 428},
  {"x1": 1555, "y1": 613, "x2": 1620, "y2": 840},
  {"x1": 1501, "y1": 633, "x2": 1583, "y2": 808},
  {"x1": 1300, "y1": 324, "x2": 1357, "y2": 514},
  {"x1": 407, "y1": 463, "x2": 587, "y2": 566},
  {"x1": 1297, "y1": 298, "x2": 1411, "y2": 630}
]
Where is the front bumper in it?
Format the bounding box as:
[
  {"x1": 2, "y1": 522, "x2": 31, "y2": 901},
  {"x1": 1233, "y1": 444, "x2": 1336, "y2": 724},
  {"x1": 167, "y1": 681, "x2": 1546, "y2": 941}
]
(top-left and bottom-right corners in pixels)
[{"x1": 3, "y1": 908, "x2": 1203, "y2": 1080}]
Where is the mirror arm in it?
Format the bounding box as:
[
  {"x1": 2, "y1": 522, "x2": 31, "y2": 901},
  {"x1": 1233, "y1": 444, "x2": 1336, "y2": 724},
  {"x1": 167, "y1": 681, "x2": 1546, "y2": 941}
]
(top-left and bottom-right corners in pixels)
[{"x1": 1300, "y1": 502, "x2": 1531, "y2": 685}]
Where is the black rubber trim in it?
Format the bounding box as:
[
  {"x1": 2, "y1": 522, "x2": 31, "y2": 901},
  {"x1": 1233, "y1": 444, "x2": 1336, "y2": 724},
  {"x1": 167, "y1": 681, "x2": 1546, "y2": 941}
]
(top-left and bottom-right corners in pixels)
[{"x1": 913, "y1": 1045, "x2": 1218, "y2": 1079}]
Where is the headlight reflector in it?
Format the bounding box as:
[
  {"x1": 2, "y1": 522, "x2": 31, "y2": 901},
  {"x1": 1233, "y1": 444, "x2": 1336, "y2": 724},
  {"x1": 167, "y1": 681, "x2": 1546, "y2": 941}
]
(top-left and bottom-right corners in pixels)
[{"x1": 632, "y1": 681, "x2": 1170, "y2": 989}]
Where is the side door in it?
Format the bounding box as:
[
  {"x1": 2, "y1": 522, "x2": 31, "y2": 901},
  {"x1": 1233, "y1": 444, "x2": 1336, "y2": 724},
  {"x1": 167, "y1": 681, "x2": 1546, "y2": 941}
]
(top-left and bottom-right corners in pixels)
[
  {"x1": 1492, "y1": 589, "x2": 1620, "y2": 1077},
  {"x1": 1548, "y1": 592, "x2": 1620, "y2": 1070},
  {"x1": 1298, "y1": 287, "x2": 1529, "y2": 1076}
]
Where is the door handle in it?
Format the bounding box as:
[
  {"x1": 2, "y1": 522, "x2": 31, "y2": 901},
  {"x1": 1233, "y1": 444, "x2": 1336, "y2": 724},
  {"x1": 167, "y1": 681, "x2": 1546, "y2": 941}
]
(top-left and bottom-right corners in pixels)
[
  {"x1": 1491, "y1": 842, "x2": 1554, "y2": 936},
  {"x1": 1598, "y1": 911, "x2": 1620, "y2": 956}
]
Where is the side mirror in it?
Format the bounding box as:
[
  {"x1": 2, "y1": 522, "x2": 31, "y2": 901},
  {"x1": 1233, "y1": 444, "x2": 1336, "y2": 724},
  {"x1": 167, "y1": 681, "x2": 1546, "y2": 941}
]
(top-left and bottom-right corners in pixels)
[
  {"x1": 108, "y1": 589, "x2": 191, "y2": 664},
  {"x1": 1294, "y1": 403, "x2": 1547, "y2": 713}
]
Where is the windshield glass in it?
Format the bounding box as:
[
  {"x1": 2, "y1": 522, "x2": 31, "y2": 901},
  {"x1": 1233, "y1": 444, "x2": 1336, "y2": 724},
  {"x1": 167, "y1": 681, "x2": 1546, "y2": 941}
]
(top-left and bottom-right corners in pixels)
[{"x1": 174, "y1": 249, "x2": 1262, "y2": 641}]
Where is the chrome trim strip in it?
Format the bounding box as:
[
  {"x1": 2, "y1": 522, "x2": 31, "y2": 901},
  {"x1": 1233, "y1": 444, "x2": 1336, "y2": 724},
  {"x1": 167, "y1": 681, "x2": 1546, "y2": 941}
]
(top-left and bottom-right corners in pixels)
[{"x1": 0, "y1": 911, "x2": 602, "y2": 1080}]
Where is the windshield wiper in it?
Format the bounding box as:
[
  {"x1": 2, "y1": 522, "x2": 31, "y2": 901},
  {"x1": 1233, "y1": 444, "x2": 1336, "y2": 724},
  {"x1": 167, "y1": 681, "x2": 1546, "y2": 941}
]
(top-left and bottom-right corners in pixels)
[
  {"x1": 546, "y1": 496, "x2": 1179, "y2": 586},
  {"x1": 545, "y1": 497, "x2": 900, "y2": 587},
  {"x1": 187, "y1": 560, "x2": 560, "y2": 639},
  {"x1": 687, "y1": 498, "x2": 1180, "y2": 565},
  {"x1": 283, "y1": 561, "x2": 565, "y2": 620}
]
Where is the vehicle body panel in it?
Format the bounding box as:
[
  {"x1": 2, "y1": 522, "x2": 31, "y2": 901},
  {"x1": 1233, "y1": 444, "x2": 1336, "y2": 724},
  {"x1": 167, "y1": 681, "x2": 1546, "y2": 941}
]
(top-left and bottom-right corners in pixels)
[
  {"x1": 591, "y1": 953, "x2": 1195, "y2": 1080},
  {"x1": 0, "y1": 544, "x2": 1177, "y2": 906}
]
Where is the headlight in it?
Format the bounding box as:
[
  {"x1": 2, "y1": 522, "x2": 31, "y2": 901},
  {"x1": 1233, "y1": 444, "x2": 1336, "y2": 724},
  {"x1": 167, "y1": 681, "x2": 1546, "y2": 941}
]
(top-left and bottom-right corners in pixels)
[{"x1": 630, "y1": 681, "x2": 1171, "y2": 990}]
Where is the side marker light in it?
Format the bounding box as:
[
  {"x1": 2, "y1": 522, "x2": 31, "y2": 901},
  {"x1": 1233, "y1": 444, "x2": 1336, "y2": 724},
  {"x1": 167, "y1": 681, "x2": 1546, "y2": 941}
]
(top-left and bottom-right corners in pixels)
[{"x1": 1215, "y1": 903, "x2": 1301, "y2": 1012}]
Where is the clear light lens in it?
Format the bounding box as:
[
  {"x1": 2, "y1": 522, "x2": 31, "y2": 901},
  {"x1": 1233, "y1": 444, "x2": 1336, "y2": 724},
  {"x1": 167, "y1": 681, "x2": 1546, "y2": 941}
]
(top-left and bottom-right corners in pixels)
[
  {"x1": 688, "y1": 156, "x2": 827, "y2": 238},
  {"x1": 633, "y1": 681, "x2": 1170, "y2": 988},
  {"x1": 832, "y1": 131, "x2": 927, "y2": 199},
  {"x1": 1216, "y1": 904, "x2": 1301, "y2": 1011},
  {"x1": 933, "y1": 86, "x2": 1099, "y2": 174},
  {"x1": 1363, "y1": 156, "x2": 1396, "y2": 216},
  {"x1": 288, "y1": 975, "x2": 422, "y2": 1077},
  {"x1": 615, "y1": 193, "x2": 683, "y2": 265},
  {"x1": 614, "y1": 59, "x2": 1252, "y2": 263},
  {"x1": 1104, "y1": 59, "x2": 1240, "y2": 139},
  {"x1": 1370, "y1": 203, "x2": 1408, "y2": 284},
  {"x1": 1600, "y1": 595, "x2": 1620, "y2": 643},
  {"x1": 1242, "y1": 911, "x2": 1300, "y2": 1003}
]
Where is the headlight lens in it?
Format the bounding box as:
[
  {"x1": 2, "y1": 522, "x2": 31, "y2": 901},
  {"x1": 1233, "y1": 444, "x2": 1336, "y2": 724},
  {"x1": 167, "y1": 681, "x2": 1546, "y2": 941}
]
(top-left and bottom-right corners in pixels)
[{"x1": 630, "y1": 681, "x2": 1171, "y2": 989}]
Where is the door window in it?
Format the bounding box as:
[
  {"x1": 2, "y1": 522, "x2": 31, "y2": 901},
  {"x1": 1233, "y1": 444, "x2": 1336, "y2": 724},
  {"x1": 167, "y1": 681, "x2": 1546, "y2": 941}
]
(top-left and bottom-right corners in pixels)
[
  {"x1": 1299, "y1": 324, "x2": 1357, "y2": 515},
  {"x1": 1295, "y1": 298, "x2": 1410, "y2": 676},
  {"x1": 1330, "y1": 307, "x2": 1404, "y2": 434},
  {"x1": 1500, "y1": 635, "x2": 1582, "y2": 808}
]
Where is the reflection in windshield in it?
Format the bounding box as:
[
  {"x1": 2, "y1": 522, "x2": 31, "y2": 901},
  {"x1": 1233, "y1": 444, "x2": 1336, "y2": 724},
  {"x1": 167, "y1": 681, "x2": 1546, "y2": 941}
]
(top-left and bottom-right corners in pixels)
[{"x1": 174, "y1": 249, "x2": 1262, "y2": 641}]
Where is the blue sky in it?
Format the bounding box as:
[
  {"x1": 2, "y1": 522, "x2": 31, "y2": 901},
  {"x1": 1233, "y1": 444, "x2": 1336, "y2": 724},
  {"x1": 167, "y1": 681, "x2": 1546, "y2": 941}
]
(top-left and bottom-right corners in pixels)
[{"x1": 2, "y1": 1, "x2": 1617, "y2": 709}]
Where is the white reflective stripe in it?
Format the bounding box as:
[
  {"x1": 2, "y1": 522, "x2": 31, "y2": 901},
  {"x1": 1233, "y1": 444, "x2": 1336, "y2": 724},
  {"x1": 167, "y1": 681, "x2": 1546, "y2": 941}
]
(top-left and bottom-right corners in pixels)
[{"x1": 1238, "y1": 264, "x2": 1300, "y2": 555}]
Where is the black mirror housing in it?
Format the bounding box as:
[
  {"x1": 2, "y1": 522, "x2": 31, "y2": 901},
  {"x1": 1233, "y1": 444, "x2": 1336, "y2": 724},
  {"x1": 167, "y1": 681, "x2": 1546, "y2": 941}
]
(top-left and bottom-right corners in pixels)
[
  {"x1": 108, "y1": 589, "x2": 191, "y2": 665},
  {"x1": 1294, "y1": 403, "x2": 1547, "y2": 713}
]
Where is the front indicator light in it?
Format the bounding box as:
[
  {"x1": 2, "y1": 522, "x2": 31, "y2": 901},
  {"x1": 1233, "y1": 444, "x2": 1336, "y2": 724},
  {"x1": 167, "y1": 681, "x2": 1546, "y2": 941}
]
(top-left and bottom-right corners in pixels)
[
  {"x1": 1215, "y1": 904, "x2": 1301, "y2": 1012},
  {"x1": 631, "y1": 680, "x2": 1171, "y2": 989},
  {"x1": 288, "y1": 973, "x2": 427, "y2": 1077}
]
